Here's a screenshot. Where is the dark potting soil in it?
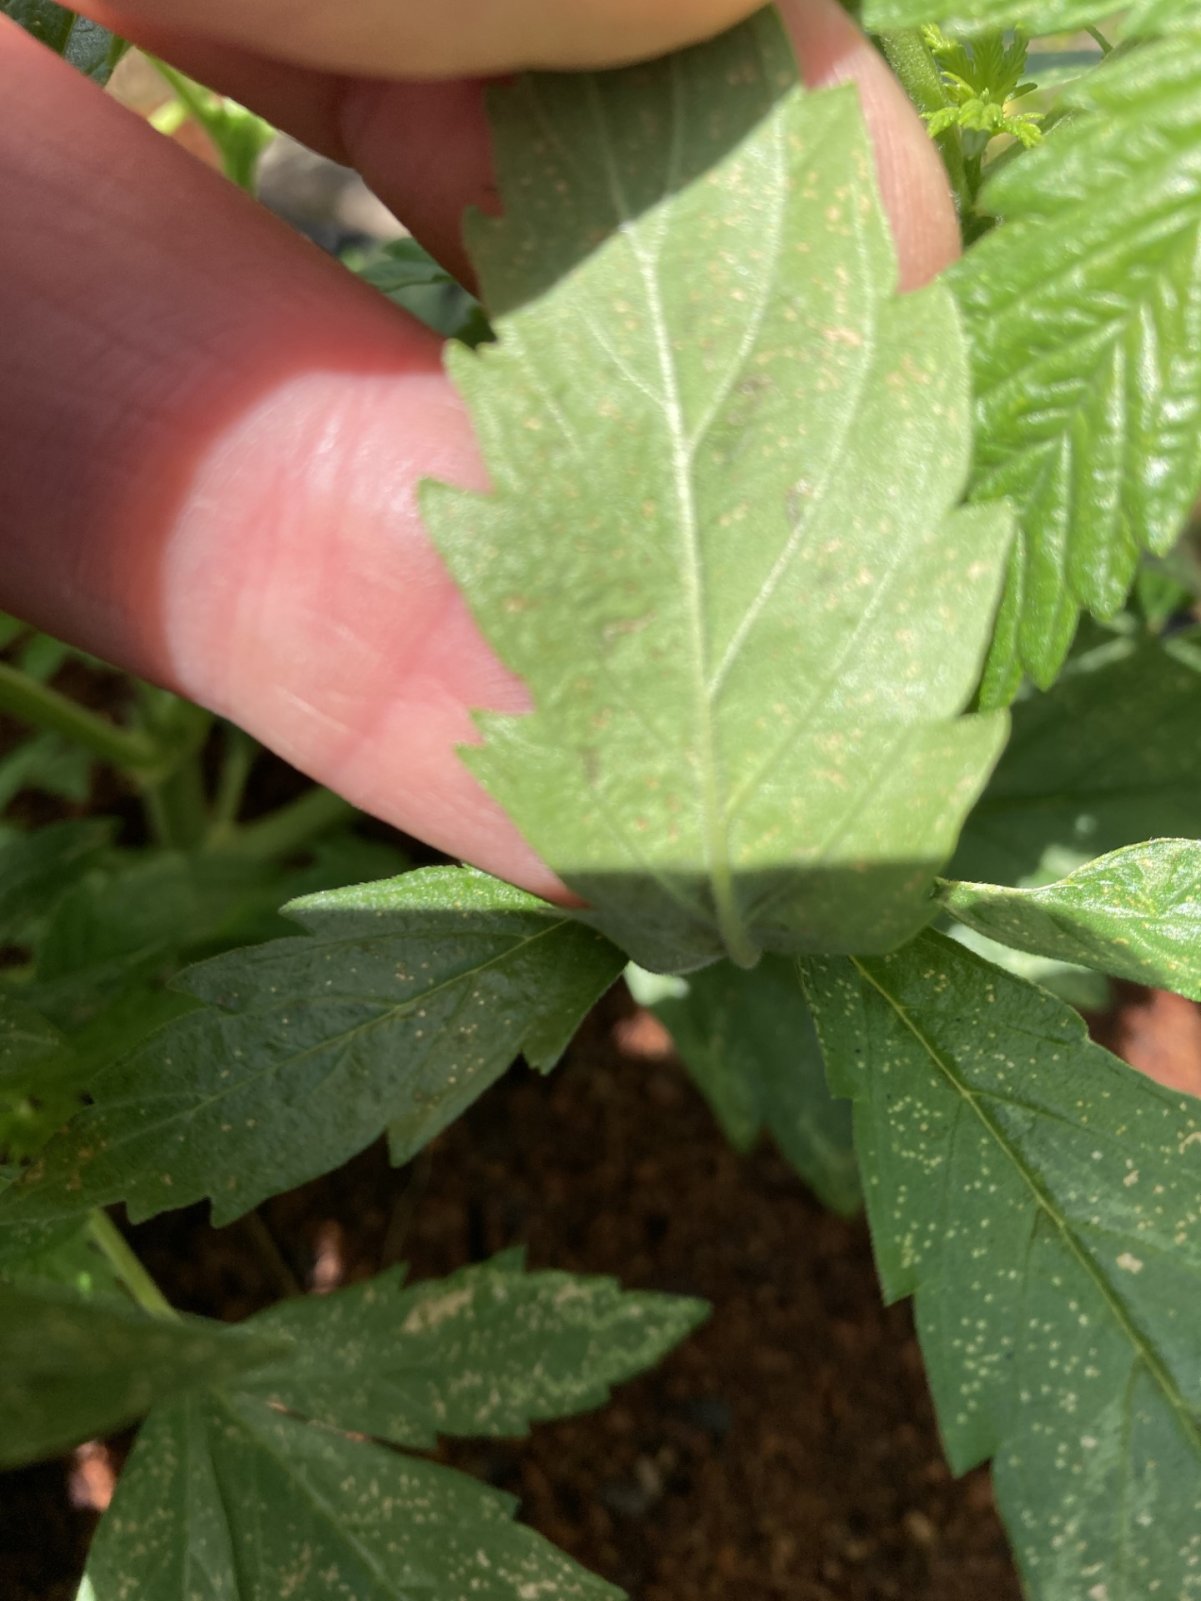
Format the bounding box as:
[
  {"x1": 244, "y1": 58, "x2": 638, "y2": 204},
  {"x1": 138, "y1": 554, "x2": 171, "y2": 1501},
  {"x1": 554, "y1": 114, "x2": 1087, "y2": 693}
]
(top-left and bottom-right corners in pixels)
[{"x1": 1, "y1": 987, "x2": 1024, "y2": 1601}]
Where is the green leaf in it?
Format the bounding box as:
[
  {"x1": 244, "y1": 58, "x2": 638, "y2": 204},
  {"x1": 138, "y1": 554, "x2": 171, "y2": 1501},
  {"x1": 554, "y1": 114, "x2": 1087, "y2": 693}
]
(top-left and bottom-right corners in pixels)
[
  {"x1": 953, "y1": 637, "x2": 1201, "y2": 887},
  {"x1": 4, "y1": 1216, "x2": 127, "y2": 1301},
  {"x1": 0, "y1": 733, "x2": 92, "y2": 811},
  {"x1": 82, "y1": 1393, "x2": 621, "y2": 1601},
  {"x1": 0, "y1": 820, "x2": 107, "y2": 945},
  {"x1": 0, "y1": 994, "x2": 65, "y2": 1087},
  {"x1": 424, "y1": 13, "x2": 1012, "y2": 973},
  {"x1": 629, "y1": 955, "x2": 860, "y2": 1214},
  {"x1": 239, "y1": 1255, "x2": 707, "y2": 1447},
  {"x1": 349, "y1": 239, "x2": 492, "y2": 346},
  {"x1": 0, "y1": 867, "x2": 623, "y2": 1230},
  {"x1": 950, "y1": 35, "x2": 1201, "y2": 696},
  {"x1": 0, "y1": 995, "x2": 82, "y2": 1162},
  {"x1": 862, "y1": 0, "x2": 1195, "y2": 33},
  {"x1": 801, "y1": 931, "x2": 1201, "y2": 1601},
  {"x1": 941, "y1": 839, "x2": 1201, "y2": 999},
  {"x1": 82, "y1": 1260, "x2": 700, "y2": 1600},
  {"x1": 0, "y1": 1281, "x2": 281, "y2": 1467},
  {"x1": 2, "y1": 1, "x2": 126, "y2": 83},
  {"x1": 29, "y1": 849, "x2": 283, "y2": 1030}
]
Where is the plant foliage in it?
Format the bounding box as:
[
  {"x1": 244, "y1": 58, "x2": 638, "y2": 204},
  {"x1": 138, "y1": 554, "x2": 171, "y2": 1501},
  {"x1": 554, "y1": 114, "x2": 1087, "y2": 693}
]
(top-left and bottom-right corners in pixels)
[
  {"x1": 75, "y1": 1258, "x2": 703, "y2": 1601},
  {"x1": 3, "y1": 4, "x2": 1201, "y2": 1599},
  {"x1": 423, "y1": 11, "x2": 1013, "y2": 973},
  {"x1": 802, "y1": 935, "x2": 1201, "y2": 1600},
  {"x1": 952, "y1": 33, "x2": 1201, "y2": 698},
  {"x1": 1, "y1": 0, "x2": 126, "y2": 82}
]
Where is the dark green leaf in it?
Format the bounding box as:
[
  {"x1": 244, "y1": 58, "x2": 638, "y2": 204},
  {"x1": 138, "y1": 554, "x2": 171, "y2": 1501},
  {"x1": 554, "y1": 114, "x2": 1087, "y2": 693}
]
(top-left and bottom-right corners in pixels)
[
  {"x1": 630, "y1": 956, "x2": 860, "y2": 1214},
  {"x1": 953, "y1": 638, "x2": 1201, "y2": 887},
  {"x1": 425, "y1": 14, "x2": 1012, "y2": 972},
  {"x1": 81, "y1": 1259, "x2": 700, "y2": 1599},
  {"x1": 82, "y1": 1393, "x2": 621, "y2": 1601},
  {"x1": 0, "y1": 733, "x2": 91, "y2": 811},
  {"x1": 0, "y1": 995, "x2": 64, "y2": 1088},
  {"x1": 0, "y1": 1282, "x2": 281, "y2": 1467},
  {"x1": 240, "y1": 1255, "x2": 707, "y2": 1446},
  {"x1": 2, "y1": 1, "x2": 126, "y2": 83},
  {"x1": 4, "y1": 1217, "x2": 126, "y2": 1301},
  {"x1": 0, "y1": 820, "x2": 107, "y2": 945},
  {"x1": 0, "y1": 868, "x2": 623, "y2": 1229},
  {"x1": 0, "y1": 995, "x2": 82, "y2": 1162},
  {"x1": 351, "y1": 238, "x2": 492, "y2": 345},
  {"x1": 802, "y1": 932, "x2": 1201, "y2": 1601},
  {"x1": 950, "y1": 35, "x2": 1201, "y2": 696},
  {"x1": 941, "y1": 839, "x2": 1201, "y2": 999}
]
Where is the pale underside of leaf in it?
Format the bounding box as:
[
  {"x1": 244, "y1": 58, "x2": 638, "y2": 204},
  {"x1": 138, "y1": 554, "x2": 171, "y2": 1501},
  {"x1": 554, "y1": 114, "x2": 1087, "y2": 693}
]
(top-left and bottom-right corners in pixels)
[
  {"x1": 941, "y1": 839, "x2": 1201, "y2": 999},
  {"x1": 953, "y1": 35, "x2": 1201, "y2": 698},
  {"x1": 425, "y1": 14, "x2": 1012, "y2": 972},
  {"x1": 801, "y1": 933, "x2": 1201, "y2": 1600}
]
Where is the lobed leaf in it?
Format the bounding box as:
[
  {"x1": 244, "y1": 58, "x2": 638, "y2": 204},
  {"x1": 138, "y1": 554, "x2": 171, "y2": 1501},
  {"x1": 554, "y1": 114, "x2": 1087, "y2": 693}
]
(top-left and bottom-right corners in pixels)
[
  {"x1": 425, "y1": 12, "x2": 1012, "y2": 973},
  {"x1": 802, "y1": 932, "x2": 1201, "y2": 1601},
  {"x1": 953, "y1": 637, "x2": 1201, "y2": 888},
  {"x1": 629, "y1": 955, "x2": 860, "y2": 1214},
  {"x1": 0, "y1": 868, "x2": 623, "y2": 1229},
  {"x1": 81, "y1": 1394, "x2": 621, "y2": 1601},
  {"x1": 0, "y1": 1280, "x2": 281, "y2": 1467},
  {"x1": 80, "y1": 1259, "x2": 701, "y2": 1600},
  {"x1": 950, "y1": 35, "x2": 1201, "y2": 698},
  {"x1": 941, "y1": 839, "x2": 1201, "y2": 998},
  {"x1": 238, "y1": 1255, "x2": 707, "y2": 1447}
]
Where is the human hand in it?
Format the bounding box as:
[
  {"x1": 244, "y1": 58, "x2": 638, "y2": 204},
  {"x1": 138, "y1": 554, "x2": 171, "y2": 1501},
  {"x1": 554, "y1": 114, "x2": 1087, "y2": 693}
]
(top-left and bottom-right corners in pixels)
[{"x1": 0, "y1": 0, "x2": 959, "y2": 898}]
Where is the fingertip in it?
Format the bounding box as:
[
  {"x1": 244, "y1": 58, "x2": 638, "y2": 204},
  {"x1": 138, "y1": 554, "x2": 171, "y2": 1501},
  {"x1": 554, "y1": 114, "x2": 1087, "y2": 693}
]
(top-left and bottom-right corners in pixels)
[{"x1": 778, "y1": 0, "x2": 960, "y2": 289}]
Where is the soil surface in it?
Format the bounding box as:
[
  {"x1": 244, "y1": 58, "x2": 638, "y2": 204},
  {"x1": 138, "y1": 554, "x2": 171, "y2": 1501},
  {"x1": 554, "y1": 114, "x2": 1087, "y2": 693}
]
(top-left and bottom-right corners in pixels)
[{"x1": 3, "y1": 987, "x2": 1033, "y2": 1601}]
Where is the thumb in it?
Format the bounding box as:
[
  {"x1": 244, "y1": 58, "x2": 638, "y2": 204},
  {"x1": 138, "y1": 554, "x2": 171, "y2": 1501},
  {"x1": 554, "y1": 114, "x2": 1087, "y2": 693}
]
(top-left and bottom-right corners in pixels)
[{"x1": 83, "y1": 0, "x2": 765, "y2": 76}]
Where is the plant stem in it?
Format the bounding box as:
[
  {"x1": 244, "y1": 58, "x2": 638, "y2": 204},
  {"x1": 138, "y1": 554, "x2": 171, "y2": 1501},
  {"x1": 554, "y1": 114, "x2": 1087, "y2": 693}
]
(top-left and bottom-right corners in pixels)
[
  {"x1": 143, "y1": 757, "x2": 210, "y2": 851},
  {"x1": 0, "y1": 661, "x2": 161, "y2": 772},
  {"x1": 135, "y1": 689, "x2": 213, "y2": 850},
  {"x1": 221, "y1": 785, "x2": 356, "y2": 863},
  {"x1": 241, "y1": 1211, "x2": 302, "y2": 1300},
  {"x1": 1085, "y1": 24, "x2": 1113, "y2": 54},
  {"x1": 875, "y1": 29, "x2": 974, "y2": 223},
  {"x1": 209, "y1": 725, "x2": 258, "y2": 840},
  {"x1": 87, "y1": 1209, "x2": 177, "y2": 1319}
]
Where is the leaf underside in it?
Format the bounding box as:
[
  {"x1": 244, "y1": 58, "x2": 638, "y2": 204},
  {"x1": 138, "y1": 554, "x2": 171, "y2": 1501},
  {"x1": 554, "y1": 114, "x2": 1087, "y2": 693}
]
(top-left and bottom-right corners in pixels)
[
  {"x1": 951, "y1": 35, "x2": 1201, "y2": 700},
  {"x1": 425, "y1": 10, "x2": 1013, "y2": 973},
  {"x1": 802, "y1": 932, "x2": 1201, "y2": 1601},
  {"x1": 941, "y1": 838, "x2": 1201, "y2": 999}
]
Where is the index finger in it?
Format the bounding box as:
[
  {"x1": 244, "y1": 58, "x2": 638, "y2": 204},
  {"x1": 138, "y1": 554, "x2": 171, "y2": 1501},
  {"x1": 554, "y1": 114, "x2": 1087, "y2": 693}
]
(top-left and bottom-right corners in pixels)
[{"x1": 82, "y1": 0, "x2": 764, "y2": 77}]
